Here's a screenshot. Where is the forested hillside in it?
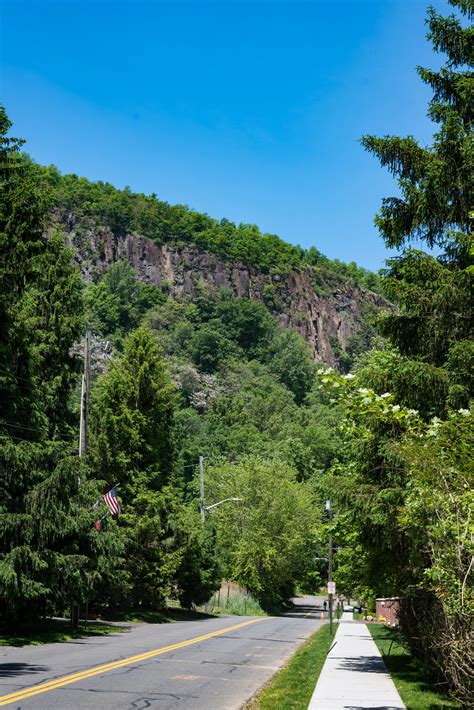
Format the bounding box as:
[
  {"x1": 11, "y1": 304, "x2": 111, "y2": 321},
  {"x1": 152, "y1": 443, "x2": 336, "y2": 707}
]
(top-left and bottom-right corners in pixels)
[
  {"x1": 0, "y1": 1, "x2": 472, "y2": 705},
  {"x1": 30, "y1": 162, "x2": 385, "y2": 367},
  {"x1": 37, "y1": 162, "x2": 381, "y2": 287}
]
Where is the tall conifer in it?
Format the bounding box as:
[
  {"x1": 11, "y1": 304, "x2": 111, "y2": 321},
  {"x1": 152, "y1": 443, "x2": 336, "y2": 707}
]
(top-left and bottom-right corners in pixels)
[
  {"x1": 361, "y1": 0, "x2": 473, "y2": 414},
  {"x1": 0, "y1": 109, "x2": 122, "y2": 624}
]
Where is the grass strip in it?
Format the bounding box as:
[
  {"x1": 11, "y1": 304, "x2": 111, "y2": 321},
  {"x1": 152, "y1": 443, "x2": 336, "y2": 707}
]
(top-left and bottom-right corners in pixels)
[
  {"x1": 246, "y1": 623, "x2": 330, "y2": 709},
  {"x1": 368, "y1": 624, "x2": 460, "y2": 709},
  {"x1": 1, "y1": 619, "x2": 126, "y2": 647}
]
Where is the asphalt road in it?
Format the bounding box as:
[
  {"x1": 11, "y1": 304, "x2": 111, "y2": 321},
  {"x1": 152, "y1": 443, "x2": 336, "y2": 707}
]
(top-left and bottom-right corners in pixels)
[{"x1": 0, "y1": 595, "x2": 326, "y2": 709}]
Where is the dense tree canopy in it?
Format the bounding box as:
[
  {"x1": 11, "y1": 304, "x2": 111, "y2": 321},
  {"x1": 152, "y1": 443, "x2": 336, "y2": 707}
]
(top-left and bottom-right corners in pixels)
[
  {"x1": 205, "y1": 457, "x2": 321, "y2": 608},
  {"x1": 327, "y1": 2, "x2": 474, "y2": 702},
  {"x1": 0, "y1": 107, "x2": 121, "y2": 624}
]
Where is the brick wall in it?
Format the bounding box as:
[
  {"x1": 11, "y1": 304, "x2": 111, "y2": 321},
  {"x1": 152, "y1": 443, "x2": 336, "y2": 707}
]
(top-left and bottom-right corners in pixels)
[{"x1": 376, "y1": 597, "x2": 400, "y2": 626}]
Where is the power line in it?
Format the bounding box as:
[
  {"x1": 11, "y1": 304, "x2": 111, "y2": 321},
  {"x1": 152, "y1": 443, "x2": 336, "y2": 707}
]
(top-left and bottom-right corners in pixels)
[
  {"x1": 0, "y1": 420, "x2": 74, "y2": 440},
  {"x1": 0, "y1": 367, "x2": 37, "y2": 383},
  {"x1": 0, "y1": 368, "x2": 82, "y2": 395},
  {"x1": 0, "y1": 432, "x2": 79, "y2": 452},
  {"x1": 0, "y1": 381, "x2": 80, "y2": 396}
]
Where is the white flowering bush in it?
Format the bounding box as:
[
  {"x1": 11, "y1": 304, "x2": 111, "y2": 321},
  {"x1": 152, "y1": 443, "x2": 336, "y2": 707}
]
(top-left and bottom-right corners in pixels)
[{"x1": 316, "y1": 366, "x2": 473, "y2": 700}]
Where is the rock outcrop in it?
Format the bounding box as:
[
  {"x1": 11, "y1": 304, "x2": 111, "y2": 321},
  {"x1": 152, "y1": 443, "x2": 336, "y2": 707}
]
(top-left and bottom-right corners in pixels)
[{"x1": 64, "y1": 220, "x2": 386, "y2": 366}]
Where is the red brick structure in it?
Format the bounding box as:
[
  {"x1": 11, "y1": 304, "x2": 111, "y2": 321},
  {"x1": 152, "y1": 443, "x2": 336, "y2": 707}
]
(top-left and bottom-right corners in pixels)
[{"x1": 376, "y1": 597, "x2": 400, "y2": 626}]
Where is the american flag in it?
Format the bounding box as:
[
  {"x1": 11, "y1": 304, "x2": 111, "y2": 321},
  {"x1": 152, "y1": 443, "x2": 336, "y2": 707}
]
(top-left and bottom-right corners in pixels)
[{"x1": 103, "y1": 487, "x2": 121, "y2": 515}]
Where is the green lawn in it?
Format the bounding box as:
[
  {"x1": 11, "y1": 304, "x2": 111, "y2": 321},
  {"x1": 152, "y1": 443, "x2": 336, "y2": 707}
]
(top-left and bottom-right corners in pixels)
[
  {"x1": 0, "y1": 619, "x2": 127, "y2": 647},
  {"x1": 368, "y1": 624, "x2": 460, "y2": 710},
  {"x1": 246, "y1": 623, "x2": 331, "y2": 709}
]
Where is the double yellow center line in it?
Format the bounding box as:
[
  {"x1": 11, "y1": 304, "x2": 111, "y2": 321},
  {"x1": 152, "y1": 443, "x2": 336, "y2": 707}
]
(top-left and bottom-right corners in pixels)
[{"x1": 0, "y1": 617, "x2": 264, "y2": 706}]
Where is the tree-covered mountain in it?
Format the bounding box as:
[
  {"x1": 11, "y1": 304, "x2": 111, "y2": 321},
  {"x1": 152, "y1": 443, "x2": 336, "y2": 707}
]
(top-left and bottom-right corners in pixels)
[
  {"x1": 28, "y1": 162, "x2": 386, "y2": 368},
  {"x1": 36, "y1": 162, "x2": 382, "y2": 288}
]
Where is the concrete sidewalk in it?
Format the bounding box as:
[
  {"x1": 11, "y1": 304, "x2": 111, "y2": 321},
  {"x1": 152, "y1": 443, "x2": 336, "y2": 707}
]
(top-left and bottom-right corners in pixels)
[{"x1": 308, "y1": 613, "x2": 405, "y2": 709}]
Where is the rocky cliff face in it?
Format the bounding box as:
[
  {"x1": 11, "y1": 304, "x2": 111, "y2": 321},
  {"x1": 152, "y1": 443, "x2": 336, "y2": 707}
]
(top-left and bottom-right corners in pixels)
[{"x1": 64, "y1": 220, "x2": 385, "y2": 366}]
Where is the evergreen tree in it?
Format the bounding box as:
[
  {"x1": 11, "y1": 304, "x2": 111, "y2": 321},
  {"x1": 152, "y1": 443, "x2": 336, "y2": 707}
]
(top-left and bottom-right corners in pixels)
[
  {"x1": 324, "y1": 5, "x2": 474, "y2": 700},
  {"x1": 0, "y1": 108, "x2": 121, "y2": 625},
  {"x1": 360, "y1": 0, "x2": 473, "y2": 415},
  {"x1": 90, "y1": 327, "x2": 209, "y2": 608},
  {"x1": 361, "y1": 0, "x2": 472, "y2": 252},
  {"x1": 90, "y1": 327, "x2": 175, "y2": 492}
]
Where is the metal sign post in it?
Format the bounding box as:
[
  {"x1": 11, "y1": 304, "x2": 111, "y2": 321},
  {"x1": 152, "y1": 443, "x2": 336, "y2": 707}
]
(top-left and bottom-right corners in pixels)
[{"x1": 326, "y1": 500, "x2": 333, "y2": 637}]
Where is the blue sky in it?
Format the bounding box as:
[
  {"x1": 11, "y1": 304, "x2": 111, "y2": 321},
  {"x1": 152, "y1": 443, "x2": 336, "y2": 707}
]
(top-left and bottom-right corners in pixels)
[{"x1": 1, "y1": 0, "x2": 449, "y2": 270}]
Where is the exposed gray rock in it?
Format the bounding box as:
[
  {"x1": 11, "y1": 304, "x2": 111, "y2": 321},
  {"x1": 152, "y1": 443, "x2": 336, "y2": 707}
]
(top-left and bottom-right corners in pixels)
[{"x1": 65, "y1": 224, "x2": 386, "y2": 366}]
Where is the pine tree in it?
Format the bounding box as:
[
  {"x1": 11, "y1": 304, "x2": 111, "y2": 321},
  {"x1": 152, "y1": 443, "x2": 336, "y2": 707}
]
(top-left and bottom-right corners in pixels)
[
  {"x1": 362, "y1": 0, "x2": 472, "y2": 251},
  {"x1": 360, "y1": 0, "x2": 473, "y2": 414},
  {"x1": 90, "y1": 327, "x2": 178, "y2": 607},
  {"x1": 332, "y1": 5, "x2": 474, "y2": 699},
  {"x1": 0, "y1": 108, "x2": 122, "y2": 625}
]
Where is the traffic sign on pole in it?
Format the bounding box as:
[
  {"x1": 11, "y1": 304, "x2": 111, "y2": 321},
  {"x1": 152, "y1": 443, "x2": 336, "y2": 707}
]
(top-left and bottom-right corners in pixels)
[{"x1": 327, "y1": 581, "x2": 336, "y2": 595}]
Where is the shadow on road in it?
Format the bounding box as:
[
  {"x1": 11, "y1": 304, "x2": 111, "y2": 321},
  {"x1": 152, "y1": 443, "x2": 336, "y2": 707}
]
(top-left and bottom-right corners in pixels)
[
  {"x1": 0, "y1": 662, "x2": 49, "y2": 678},
  {"x1": 282, "y1": 604, "x2": 325, "y2": 619}
]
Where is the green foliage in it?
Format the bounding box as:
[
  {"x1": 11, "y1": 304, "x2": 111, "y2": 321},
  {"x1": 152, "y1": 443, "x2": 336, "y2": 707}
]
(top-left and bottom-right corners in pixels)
[
  {"x1": 360, "y1": 0, "x2": 473, "y2": 420},
  {"x1": 89, "y1": 327, "x2": 220, "y2": 609},
  {"x1": 90, "y1": 327, "x2": 175, "y2": 489},
  {"x1": 37, "y1": 163, "x2": 381, "y2": 290},
  {"x1": 360, "y1": 0, "x2": 473, "y2": 426},
  {"x1": 318, "y1": 366, "x2": 473, "y2": 704},
  {"x1": 190, "y1": 324, "x2": 236, "y2": 373},
  {"x1": 372, "y1": 249, "x2": 473, "y2": 415},
  {"x1": 205, "y1": 457, "x2": 321, "y2": 608},
  {"x1": 0, "y1": 112, "x2": 84, "y2": 438},
  {"x1": 208, "y1": 588, "x2": 265, "y2": 616},
  {"x1": 354, "y1": 346, "x2": 451, "y2": 419},
  {"x1": 349, "y1": 13, "x2": 473, "y2": 702},
  {"x1": 265, "y1": 329, "x2": 315, "y2": 404},
  {"x1": 85, "y1": 261, "x2": 164, "y2": 347},
  {"x1": 89, "y1": 327, "x2": 176, "y2": 606},
  {"x1": 0, "y1": 107, "x2": 123, "y2": 625},
  {"x1": 172, "y1": 505, "x2": 221, "y2": 609},
  {"x1": 0, "y1": 439, "x2": 125, "y2": 625}
]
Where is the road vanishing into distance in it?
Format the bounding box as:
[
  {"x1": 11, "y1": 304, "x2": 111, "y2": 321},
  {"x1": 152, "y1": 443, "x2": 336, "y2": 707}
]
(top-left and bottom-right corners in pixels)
[{"x1": 0, "y1": 596, "x2": 325, "y2": 709}]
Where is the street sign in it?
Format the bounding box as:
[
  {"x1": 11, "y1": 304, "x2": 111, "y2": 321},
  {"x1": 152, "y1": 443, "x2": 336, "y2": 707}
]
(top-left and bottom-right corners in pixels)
[{"x1": 327, "y1": 581, "x2": 336, "y2": 595}]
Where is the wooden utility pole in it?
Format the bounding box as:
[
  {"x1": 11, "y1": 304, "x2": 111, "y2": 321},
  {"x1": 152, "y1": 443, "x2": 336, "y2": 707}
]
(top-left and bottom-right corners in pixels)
[
  {"x1": 199, "y1": 456, "x2": 205, "y2": 521},
  {"x1": 73, "y1": 331, "x2": 91, "y2": 634},
  {"x1": 79, "y1": 330, "x2": 91, "y2": 458}
]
